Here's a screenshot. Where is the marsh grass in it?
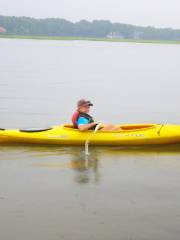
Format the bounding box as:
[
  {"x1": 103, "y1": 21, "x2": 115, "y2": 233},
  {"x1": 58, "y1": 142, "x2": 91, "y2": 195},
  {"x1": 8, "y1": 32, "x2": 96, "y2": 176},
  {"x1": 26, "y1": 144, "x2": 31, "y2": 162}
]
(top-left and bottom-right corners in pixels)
[{"x1": 0, "y1": 34, "x2": 180, "y2": 45}]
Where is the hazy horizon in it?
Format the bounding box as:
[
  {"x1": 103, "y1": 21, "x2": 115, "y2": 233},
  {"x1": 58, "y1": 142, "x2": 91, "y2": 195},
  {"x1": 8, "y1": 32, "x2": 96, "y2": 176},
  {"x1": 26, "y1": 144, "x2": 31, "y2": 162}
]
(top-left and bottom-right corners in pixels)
[{"x1": 1, "y1": 0, "x2": 180, "y2": 29}]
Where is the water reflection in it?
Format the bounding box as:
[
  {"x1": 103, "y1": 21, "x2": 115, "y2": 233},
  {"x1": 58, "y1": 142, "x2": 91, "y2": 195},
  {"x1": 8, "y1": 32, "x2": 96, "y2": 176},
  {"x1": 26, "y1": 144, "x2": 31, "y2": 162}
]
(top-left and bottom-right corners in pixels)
[
  {"x1": 99, "y1": 144, "x2": 180, "y2": 155},
  {"x1": 0, "y1": 144, "x2": 101, "y2": 184},
  {"x1": 71, "y1": 151, "x2": 100, "y2": 184},
  {"x1": 30, "y1": 150, "x2": 101, "y2": 184},
  {"x1": 1, "y1": 143, "x2": 180, "y2": 185}
]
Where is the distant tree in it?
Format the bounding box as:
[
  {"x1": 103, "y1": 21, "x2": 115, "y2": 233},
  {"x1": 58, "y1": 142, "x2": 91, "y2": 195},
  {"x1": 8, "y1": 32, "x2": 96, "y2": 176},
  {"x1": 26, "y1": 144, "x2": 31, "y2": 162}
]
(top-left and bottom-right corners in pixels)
[{"x1": 0, "y1": 15, "x2": 180, "y2": 40}]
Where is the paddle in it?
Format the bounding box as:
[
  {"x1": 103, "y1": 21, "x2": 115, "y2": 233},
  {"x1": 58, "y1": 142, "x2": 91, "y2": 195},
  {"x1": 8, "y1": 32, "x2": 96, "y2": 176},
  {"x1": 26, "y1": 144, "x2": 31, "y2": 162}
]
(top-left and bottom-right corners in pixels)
[{"x1": 85, "y1": 122, "x2": 102, "y2": 155}]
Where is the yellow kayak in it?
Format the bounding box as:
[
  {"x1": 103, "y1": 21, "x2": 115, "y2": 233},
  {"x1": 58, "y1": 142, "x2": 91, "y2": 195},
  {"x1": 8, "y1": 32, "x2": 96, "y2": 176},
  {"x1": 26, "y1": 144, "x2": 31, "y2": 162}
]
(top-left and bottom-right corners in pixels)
[{"x1": 1, "y1": 123, "x2": 180, "y2": 145}]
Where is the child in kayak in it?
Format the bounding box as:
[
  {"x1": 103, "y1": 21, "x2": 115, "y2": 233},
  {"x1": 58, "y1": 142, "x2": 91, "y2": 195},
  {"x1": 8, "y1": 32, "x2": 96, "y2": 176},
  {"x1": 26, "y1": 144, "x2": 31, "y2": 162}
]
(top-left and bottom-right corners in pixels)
[{"x1": 72, "y1": 99, "x2": 121, "y2": 131}]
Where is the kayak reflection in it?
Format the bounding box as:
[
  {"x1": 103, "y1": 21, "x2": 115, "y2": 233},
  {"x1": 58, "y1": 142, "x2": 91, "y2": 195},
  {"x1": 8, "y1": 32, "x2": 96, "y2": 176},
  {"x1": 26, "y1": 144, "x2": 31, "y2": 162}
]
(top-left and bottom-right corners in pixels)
[{"x1": 2, "y1": 144, "x2": 180, "y2": 186}]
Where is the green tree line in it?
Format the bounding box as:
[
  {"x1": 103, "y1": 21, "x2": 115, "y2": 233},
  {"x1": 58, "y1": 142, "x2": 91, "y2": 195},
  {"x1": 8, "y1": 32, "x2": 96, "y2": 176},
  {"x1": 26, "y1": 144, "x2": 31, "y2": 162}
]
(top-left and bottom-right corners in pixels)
[{"x1": 0, "y1": 15, "x2": 180, "y2": 40}]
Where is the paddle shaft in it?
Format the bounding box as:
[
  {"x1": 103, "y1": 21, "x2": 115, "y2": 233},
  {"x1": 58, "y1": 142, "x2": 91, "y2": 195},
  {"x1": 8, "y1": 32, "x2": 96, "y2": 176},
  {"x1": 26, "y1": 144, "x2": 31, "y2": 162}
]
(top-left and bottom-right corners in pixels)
[{"x1": 85, "y1": 123, "x2": 102, "y2": 155}]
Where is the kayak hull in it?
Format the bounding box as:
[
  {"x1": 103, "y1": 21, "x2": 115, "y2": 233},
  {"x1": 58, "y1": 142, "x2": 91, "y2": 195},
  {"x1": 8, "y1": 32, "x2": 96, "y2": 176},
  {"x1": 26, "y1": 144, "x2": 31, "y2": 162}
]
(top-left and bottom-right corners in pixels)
[{"x1": 1, "y1": 124, "x2": 180, "y2": 146}]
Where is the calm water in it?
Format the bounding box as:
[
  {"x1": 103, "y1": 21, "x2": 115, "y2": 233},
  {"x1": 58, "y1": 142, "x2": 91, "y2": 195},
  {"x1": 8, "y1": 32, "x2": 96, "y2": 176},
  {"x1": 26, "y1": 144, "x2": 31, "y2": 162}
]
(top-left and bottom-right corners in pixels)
[{"x1": 0, "y1": 38, "x2": 180, "y2": 240}]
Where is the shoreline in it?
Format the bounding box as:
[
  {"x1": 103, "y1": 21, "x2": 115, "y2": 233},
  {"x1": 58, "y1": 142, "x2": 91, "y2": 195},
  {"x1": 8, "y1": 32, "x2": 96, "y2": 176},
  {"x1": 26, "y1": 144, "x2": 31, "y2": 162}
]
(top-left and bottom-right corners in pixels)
[{"x1": 0, "y1": 34, "x2": 180, "y2": 45}]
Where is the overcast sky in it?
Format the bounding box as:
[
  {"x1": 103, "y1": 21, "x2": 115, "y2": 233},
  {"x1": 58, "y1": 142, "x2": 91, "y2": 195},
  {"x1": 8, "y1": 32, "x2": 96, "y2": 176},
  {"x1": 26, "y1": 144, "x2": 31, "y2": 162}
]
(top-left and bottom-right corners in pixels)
[{"x1": 0, "y1": 0, "x2": 180, "y2": 28}]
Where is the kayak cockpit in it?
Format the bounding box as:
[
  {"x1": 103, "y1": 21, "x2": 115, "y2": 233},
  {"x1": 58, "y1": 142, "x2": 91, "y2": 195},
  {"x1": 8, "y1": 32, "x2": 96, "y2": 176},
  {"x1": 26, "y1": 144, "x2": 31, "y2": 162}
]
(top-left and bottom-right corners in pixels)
[
  {"x1": 120, "y1": 124, "x2": 155, "y2": 131},
  {"x1": 63, "y1": 124, "x2": 156, "y2": 132}
]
